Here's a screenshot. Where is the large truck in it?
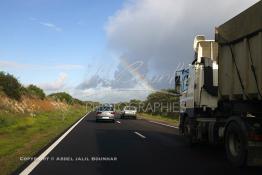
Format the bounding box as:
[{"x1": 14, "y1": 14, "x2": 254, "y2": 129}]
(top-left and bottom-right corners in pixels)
[{"x1": 176, "y1": 1, "x2": 262, "y2": 167}]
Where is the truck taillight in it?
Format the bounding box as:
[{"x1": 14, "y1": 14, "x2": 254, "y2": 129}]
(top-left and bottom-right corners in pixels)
[{"x1": 248, "y1": 132, "x2": 262, "y2": 141}]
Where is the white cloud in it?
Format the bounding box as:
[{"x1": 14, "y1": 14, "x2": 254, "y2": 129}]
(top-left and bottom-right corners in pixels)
[
  {"x1": 76, "y1": 0, "x2": 258, "y2": 103},
  {"x1": 77, "y1": 74, "x2": 110, "y2": 90},
  {"x1": 39, "y1": 22, "x2": 62, "y2": 32},
  {"x1": 73, "y1": 85, "x2": 150, "y2": 103},
  {"x1": 75, "y1": 0, "x2": 259, "y2": 103},
  {"x1": 54, "y1": 64, "x2": 84, "y2": 70},
  {"x1": 105, "y1": 0, "x2": 259, "y2": 90},
  {"x1": 0, "y1": 60, "x2": 84, "y2": 70},
  {"x1": 29, "y1": 17, "x2": 62, "y2": 32},
  {"x1": 39, "y1": 73, "x2": 68, "y2": 91},
  {"x1": 0, "y1": 60, "x2": 32, "y2": 69}
]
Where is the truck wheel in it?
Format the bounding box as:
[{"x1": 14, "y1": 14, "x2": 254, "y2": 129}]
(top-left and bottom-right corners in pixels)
[
  {"x1": 184, "y1": 117, "x2": 194, "y2": 146},
  {"x1": 179, "y1": 114, "x2": 185, "y2": 135},
  {"x1": 225, "y1": 122, "x2": 247, "y2": 167}
]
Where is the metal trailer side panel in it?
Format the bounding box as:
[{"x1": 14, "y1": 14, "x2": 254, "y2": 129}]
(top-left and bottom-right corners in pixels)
[
  {"x1": 231, "y1": 39, "x2": 249, "y2": 98},
  {"x1": 218, "y1": 32, "x2": 262, "y2": 100},
  {"x1": 249, "y1": 32, "x2": 262, "y2": 97},
  {"x1": 218, "y1": 45, "x2": 232, "y2": 98},
  {"x1": 216, "y1": 1, "x2": 262, "y2": 44},
  {"x1": 216, "y1": 1, "x2": 262, "y2": 100}
]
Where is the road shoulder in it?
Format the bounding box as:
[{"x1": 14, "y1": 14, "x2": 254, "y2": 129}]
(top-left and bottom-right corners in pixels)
[
  {"x1": 138, "y1": 113, "x2": 178, "y2": 128},
  {"x1": 14, "y1": 112, "x2": 90, "y2": 175}
]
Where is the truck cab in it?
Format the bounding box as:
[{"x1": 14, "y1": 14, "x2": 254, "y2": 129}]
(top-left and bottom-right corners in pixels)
[
  {"x1": 175, "y1": 34, "x2": 262, "y2": 167},
  {"x1": 177, "y1": 35, "x2": 219, "y2": 119}
]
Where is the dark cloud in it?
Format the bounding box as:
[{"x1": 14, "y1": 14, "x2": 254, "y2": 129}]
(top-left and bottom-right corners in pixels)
[
  {"x1": 105, "y1": 0, "x2": 258, "y2": 90},
  {"x1": 77, "y1": 74, "x2": 110, "y2": 90},
  {"x1": 76, "y1": 0, "x2": 258, "y2": 102}
]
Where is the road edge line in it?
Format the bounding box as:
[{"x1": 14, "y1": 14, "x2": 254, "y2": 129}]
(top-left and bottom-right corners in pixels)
[
  {"x1": 19, "y1": 112, "x2": 90, "y2": 175},
  {"x1": 149, "y1": 120, "x2": 179, "y2": 129}
]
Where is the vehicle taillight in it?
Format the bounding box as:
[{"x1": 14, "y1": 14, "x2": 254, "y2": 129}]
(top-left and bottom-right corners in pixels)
[
  {"x1": 96, "y1": 112, "x2": 102, "y2": 115},
  {"x1": 111, "y1": 112, "x2": 116, "y2": 115},
  {"x1": 248, "y1": 132, "x2": 262, "y2": 141}
]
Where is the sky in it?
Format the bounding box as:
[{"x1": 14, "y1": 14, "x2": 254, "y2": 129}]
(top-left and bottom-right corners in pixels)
[{"x1": 0, "y1": 0, "x2": 259, "y2": 103}]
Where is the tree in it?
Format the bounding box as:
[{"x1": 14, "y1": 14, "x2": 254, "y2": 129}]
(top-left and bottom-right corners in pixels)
[
  {"x1": 73, "y1": 98, "x2": 85, "y2": 105},
  {"x1": 129, "y1": 99, "x2": 143, "y2": 112},
  {"x1": 145, "y1": 89, "x2": 179, "y2": 116},
  {"x1": 26, "y1": 84, "x2": 46, "y2": 99},
  {"x1": 0, "y1": 72, "x2": 22, "y2": 100},
  {"x1": 48, "y1": 92, "x2": 74, "y2": 104}
]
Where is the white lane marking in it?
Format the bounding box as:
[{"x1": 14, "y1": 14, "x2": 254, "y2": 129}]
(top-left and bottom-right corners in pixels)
[
  {"x1": 20, "y1": 112, "x2": 90, "y2": 175},
  {"x1": 116, "y1": 121, "x2": 121, "y2": 124},
  {"x1": 134, "y1": 131, "x2": 146, "y2": 139},
  {"x1": 149, "y1": 121, "x2": 179, "y2": 129}
]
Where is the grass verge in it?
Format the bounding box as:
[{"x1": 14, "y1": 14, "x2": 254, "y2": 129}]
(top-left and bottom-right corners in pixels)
[
  {"x1": 138, "y1": 113, "x2": 179, "y2": 127},
  {"x1": 0, "y1": 106, "x2": 87, "y2": 175}
]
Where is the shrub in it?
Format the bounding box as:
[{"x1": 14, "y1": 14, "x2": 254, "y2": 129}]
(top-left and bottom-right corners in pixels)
[
  {"x1": 26, "y1": 84, "x2": 46, "y2": 100},
  {"x1": 145, "y1": 89, "x2": 179, "y2": 116},
  {"x1": 73, "y1": 98, "x2": 85, "y2": 105},
  {"x1": 48, "y1": 92, "x2": 74, "y2": 104},
  {"x1": 0, "y1": 72, "x2": 22, "y2": 100}
]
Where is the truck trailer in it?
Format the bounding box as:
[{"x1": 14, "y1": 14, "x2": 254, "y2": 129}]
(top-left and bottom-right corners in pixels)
[{"x1": 176, "y1": 1, "x2": 262, "y2": 167}]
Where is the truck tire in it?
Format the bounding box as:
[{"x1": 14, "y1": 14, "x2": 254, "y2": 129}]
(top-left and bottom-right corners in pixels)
[
  {"x1": 179, "y1": 114, "x2": 186, "y2": 135},
  {"x1": 208, "y1": 122, "x2": 219, "y2": 145},
  {"x1": 184, "y1": 117, "x2": 195, "y2": 146},
  {"x1": 225, "y1": 121, "x2": 247, "y2": 167}
]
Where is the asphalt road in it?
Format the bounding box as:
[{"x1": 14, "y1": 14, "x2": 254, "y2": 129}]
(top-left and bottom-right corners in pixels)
[{"x1": 19, "y1": 112, "x2": 262, "y2": 175}]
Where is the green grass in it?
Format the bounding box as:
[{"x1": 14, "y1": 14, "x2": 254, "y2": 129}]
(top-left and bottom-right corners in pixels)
[
  {"x1": 138, "y1": 113, "x2": 179, "y2": 126},
  {"x1": 0, "y1": 106, "x2": 88, "y2": 175}
]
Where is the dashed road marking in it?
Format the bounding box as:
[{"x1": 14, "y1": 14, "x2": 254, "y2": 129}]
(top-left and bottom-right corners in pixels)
[
  {"x1": 116, "y1": 121, "x2": 121, "y2": 124},
  {"x1": 134, "y1": 131, "x2": 146, "y2": 139}
]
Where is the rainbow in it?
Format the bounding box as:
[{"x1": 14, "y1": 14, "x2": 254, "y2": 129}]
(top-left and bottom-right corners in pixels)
[{"x1": 118, "y1": 57, "x2": 155, "y2": 92}]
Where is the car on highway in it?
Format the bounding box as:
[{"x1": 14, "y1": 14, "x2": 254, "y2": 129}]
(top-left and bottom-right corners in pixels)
[
  {"x1": 121, "y1": 106, "x2": 137, "y2": 119},
  {"x1": 96, "y1": 106, "x2": 116, "y2": 122}
]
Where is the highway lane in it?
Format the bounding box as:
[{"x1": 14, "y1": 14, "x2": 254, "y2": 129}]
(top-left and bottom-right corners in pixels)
[{"x1": 19, "y1": 112, "x2": 261, "y2": 175}]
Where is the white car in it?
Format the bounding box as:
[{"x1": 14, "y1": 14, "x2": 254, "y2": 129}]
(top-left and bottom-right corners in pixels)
[
  {"x1": 96, "y1": 106, "x2": 115, "y2": 122},
  {"x1": 121, "y1": 106, "x2": 137, "y2": 119}
]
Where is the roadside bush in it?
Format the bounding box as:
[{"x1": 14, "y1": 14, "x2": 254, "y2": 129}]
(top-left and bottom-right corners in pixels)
[
  {"x1": 73, "y1": 98, "x2": 85, "y2": 105},
  {"x1": 26, "y1": 84, "x2": 46, "y2": 100},
  {"x1": 0, "y1": 72, "x2": 22, "y2": 100},
  {"x1": 48, "y1": 92, "x2": 74, "y2": 104},
  {"x1": 144, "y1": 89, "x2": 179, "y2": 116}
]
